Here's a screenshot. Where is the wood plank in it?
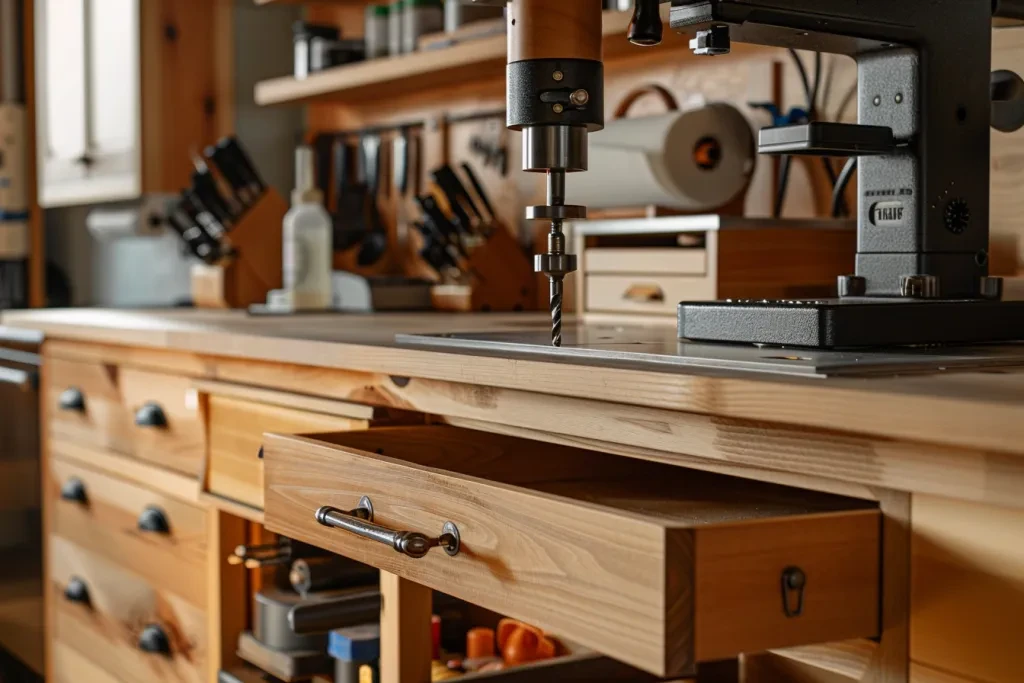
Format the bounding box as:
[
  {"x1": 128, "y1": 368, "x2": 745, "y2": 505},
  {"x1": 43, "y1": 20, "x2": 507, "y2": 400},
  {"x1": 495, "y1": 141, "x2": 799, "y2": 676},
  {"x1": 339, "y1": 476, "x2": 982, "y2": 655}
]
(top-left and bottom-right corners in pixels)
[
  {"x1": 194, "y1": 379, "x2": 383, "y2": 420},
  {"x1": 379, "y1": 572, "x2": 432, "y2": 683},
  {"x1": 48, "y1": 457, "x2": 209, "y2": 607},
  {"x1": 23, "y1": 0, "x2": 45, "y2": 308},
  {"x1": 256, "y1": 11, "x2": 709, "y2": 107},
  {"x1": 0, "y1": 578, "x2": 44, "y2": 675},
  {"x1": 50, "y1": 438, "x2": 201, "y2": 503},
  {"x1": 910, "y1": 496, "x2": 1024, "y2": 682},
  {"x1": 11, "y1": 312, "x2": 1024, "y2": 461},
  {"x1": 50, "y1": 536, "x2": 207, "y2": 683},
  {"x1": 207, "y1": 509, "x2": 248, "y2": 682},
  {"x1": 264, "y1": 426, "x2": 880, "y2": 677},
  {"x1": 52, "y1": 640, "x2": 121, "y2": 683},
  {"x1": 46, "y1": 356, "x2": 205, "y2": 476},
  {"x1": 205, "y1": 394, "x2": 370, "y2": 508}
]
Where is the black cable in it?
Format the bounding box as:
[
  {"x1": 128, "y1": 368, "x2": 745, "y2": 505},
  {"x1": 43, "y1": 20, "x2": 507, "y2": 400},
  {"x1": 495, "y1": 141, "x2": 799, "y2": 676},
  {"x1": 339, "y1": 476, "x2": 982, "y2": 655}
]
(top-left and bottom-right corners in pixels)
[
  {"x1": 774, "y1": 155, "x2": 793, "y2": 219},
  {"x1": 788, "y1": 49, "x2": 812, "y2": 112},
  {"x1": 831, "y1": 157, "x2": 858, "y2": 218}
]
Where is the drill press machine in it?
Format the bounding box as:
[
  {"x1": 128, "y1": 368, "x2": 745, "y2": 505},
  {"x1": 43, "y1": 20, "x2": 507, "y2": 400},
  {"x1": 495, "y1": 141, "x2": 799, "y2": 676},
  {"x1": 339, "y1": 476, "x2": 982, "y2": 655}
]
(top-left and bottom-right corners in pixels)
[{"x1": 492, "y1": 0, "x2": 1024, "y2": 349}]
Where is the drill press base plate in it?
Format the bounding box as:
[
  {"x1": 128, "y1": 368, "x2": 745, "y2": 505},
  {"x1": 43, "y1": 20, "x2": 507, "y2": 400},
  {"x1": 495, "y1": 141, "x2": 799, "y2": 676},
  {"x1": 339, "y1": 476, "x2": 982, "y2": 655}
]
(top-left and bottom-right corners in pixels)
[
  {"x1": 678, "y1": 298, "x2": 1024, "y2": 349},
  {"x1": 396, "y1": 325, "x2": 1024, "y2": 378}
]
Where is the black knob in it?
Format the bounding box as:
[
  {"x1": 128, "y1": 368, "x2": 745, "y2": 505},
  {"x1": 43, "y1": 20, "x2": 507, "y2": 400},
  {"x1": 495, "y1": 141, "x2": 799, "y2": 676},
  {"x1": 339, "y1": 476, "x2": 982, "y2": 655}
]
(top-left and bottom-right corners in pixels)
[
  {"x1": 138, "y1": 624, "x2": 171, "y2": 655},
  {"x1": 64, "y1": 577, "x2": 91, "y2": 606},
  {"x1": 991, "y1": 69, "x2": 1024, "y2": 133},
  {"x1": 60, "y1": 477, "x2": 88, "y2": 505},
  {"x1": 628, "y1": 0, "x2": 663, "y2": 46},
  {"x1": 945, "y1": 198, "x2": 971, "y2": 235},
  {"x1": 134, "y1": 402, "x2": 167, "y2": 428},
  {"x1": 137, "y1": 506, "x2": 171, "y2": 534},
  {"x1": 59, "y1": 387, "x2": 86, "y2": 412},
  {"x1": 257, "y1": 446, "x2": 264, "y2": 460}
]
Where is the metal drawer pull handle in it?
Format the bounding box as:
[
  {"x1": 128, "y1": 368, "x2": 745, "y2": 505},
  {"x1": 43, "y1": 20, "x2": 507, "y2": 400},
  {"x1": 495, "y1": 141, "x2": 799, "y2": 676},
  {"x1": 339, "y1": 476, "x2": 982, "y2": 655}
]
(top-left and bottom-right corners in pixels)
[
  {"x1": 137, "y1": 505, "x2": 171, "y2": 534},
  {"x1": 59, "y1": 387, "x2": 86, "y2": 412},
  {"x1": 60, "y1": 477, "x2": 88, "y2": 505},
  {"x1": 134, "y1": 401, "x2": 168, "y2": 428},
  {"x1": 315, "y1": 497, "x2": 461, "y2": 559},
  {"x1": 64, "y1": 577, "x2": 91, "y2": 607}
]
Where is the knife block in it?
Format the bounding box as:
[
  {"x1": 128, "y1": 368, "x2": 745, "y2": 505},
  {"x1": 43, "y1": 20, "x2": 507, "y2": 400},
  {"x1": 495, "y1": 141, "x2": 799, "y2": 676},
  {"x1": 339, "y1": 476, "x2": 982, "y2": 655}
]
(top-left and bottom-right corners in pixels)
[
  {"x1": 431, "y1": 223, "x2": 536, "y2": 312},
  {"x1": 191, "y1": 189, "x2": 288, "y2": 309}
]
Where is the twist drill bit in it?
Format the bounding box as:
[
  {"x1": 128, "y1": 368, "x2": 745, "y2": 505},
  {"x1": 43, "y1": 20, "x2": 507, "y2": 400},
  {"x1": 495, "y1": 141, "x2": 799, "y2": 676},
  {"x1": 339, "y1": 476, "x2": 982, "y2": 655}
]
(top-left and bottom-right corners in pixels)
[{"x1": 532, "y1": 170, "x2": 576, "y2": 348}]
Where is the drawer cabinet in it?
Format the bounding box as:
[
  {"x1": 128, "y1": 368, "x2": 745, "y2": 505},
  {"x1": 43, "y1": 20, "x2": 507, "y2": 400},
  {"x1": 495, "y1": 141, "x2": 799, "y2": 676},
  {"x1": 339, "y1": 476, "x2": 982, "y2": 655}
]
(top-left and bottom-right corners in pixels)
[
  {"x1": 202, "y1": 385, "x2": 386, "y2": 511},
  {"x1": 50, "y1": 535, "x2": 206, "y2": 683},
  {"x1": 48, "y1": 457, "x2": 208, "y2": 606},
  {"x1": 264, "y1": 426, "x2": 881, "y2": 678},
  {"x1": 46, "y1": 356, "x2": 204, "y2": 476}
]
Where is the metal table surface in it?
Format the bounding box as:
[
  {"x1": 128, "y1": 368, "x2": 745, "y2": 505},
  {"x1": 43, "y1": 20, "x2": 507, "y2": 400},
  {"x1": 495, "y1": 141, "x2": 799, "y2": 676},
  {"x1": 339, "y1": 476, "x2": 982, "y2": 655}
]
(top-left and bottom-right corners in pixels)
[{"x1": 397, "y1": 322, "x2": 1024, "y2": 378}]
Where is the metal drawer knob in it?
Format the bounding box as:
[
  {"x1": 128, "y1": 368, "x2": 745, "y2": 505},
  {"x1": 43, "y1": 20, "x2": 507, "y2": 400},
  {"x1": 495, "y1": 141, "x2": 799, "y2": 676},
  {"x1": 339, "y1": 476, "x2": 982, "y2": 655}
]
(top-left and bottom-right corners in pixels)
[
  {"x1": 137, "y1": 506, "x2": 171, "y2": 534},
  {"x1": 138, "y1": 624, "x2": 171, "y2": 655},
  {"x1": 134, "y1": 401, "x2": 167, "y2": 428},
  {"x1": 315, "y1": 497, "x2": 460, "y2": 559},
  {"x1": 59, "y1": 387, "x2": 86, "y2": 412},
  {"x1": 60, "y1": 477, "x2": 88, "y2": 505},
  {"x1": 64, "y1": 577, "x2": 91, "y2": 607}
]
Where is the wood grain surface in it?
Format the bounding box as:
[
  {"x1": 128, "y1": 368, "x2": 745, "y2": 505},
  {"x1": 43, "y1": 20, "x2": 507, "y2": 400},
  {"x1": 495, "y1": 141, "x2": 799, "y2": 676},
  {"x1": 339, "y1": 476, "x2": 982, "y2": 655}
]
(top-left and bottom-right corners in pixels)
[
  {"x1": 50, "y1": 536, "x2": 207, "y2": 683},
  {"x1": 48, "y1": 457, "x2": 208, "y2": 607},
  {"x1": 264, "y1": 426, "x2": 880, "y2": 676},
  {"x1": 46, "y1": 356, "x2": 205, "y2": 476},
  {"x1": 205, "y1": 394, "x2": 369, "y2": 509}
]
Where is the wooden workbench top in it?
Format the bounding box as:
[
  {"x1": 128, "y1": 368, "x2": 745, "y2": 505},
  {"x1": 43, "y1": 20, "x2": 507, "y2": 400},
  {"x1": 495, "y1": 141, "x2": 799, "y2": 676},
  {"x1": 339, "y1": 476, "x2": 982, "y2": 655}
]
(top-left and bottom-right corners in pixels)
[{"x1": 6, "y1": 307, "x2": 1024, "y2": 458}]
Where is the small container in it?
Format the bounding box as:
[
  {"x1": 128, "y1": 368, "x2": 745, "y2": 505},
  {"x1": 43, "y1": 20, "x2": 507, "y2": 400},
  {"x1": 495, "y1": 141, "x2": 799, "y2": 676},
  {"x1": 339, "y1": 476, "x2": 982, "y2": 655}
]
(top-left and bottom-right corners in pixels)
[
  {"x1": 365, "y1": 4, "x2": 390, "y2": 59},
  {"x1": 403, "y1": 0, "x2": 443, "y2": 53},
  {"x1": 293, "y1": 21, "x2": 341, "y2": 79},
  {"x1": 443, "y1": 0, "x2": 504, "y2": 33},
  {"x1": 388, "y1": 0, "x2": 405, "y2": 56}
]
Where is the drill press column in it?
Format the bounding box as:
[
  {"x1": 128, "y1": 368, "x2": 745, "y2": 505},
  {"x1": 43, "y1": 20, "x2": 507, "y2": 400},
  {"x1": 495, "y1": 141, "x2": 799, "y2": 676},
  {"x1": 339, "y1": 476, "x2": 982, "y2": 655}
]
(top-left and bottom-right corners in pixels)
[{"x1": 506, "y1": 0, "x2": 605, "y2": 346}]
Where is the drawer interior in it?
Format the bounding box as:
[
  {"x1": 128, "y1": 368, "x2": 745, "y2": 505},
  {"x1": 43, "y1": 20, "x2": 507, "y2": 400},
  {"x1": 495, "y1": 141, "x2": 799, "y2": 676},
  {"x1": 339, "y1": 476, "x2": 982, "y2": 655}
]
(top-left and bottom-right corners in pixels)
[{"x1": 302, "y1": 427, "x2": 873, "y2": 522}]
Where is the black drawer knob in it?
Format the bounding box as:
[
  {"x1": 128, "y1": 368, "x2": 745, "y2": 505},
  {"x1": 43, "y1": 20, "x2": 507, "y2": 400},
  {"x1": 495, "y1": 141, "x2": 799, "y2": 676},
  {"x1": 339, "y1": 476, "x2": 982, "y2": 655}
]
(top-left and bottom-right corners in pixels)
[
  {"x1": 134, "y1": 402, "x2": 167, "y2": 428},
  {"x1": 137, "y1": 506, "x2": 170, "y2": 534},
  {"x1": 64, "y1": 577, "x2": 91, "y2": 606},
  {"x1": 59, "y1": 387, "x2": 86, "y2": 412},
  {"x1": 138, "y1": 624, "x2": 171, "y2": 655},
  {"x1": 60, "y1": 477, "x2": 88, "y2": 505},
  {"x1": 257, "y1": 446, "x2": 264, "y2": 460}
]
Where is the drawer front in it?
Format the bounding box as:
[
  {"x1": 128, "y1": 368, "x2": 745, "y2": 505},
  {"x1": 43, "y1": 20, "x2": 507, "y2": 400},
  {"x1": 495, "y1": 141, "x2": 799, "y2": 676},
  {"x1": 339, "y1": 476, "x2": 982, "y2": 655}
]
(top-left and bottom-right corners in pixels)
[
  {"x1": 584, "y1": 248, "x2": 707, "y2": 276},
  {"x1": 585, "y1": 274, "x2": 716, "y2": 315},
  {"x1": 50, "y1": 535, "x2": 206, "y2": 683},
  {"x1": 49, "y1": 457, "x2": 208, "y2": 607},
  {"x1": 46, "y1": 357, "x2": 204, "y2": 476},
  {"x1": 264, "y1": 426, "x2": 880, "y2": 677},
  {"x1": 206, "y1": 395, "x2": 370, "y2": 510}
]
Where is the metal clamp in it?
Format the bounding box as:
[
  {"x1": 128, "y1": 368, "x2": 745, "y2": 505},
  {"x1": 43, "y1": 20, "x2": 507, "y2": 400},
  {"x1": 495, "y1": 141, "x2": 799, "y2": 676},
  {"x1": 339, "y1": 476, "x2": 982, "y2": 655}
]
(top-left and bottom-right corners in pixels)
[
  {"x1": 781, "y1": 566, "x2": 807, "y2": 618},
  {"x1": 315, "y1": 497, "x2": 460, "y2": 559}
]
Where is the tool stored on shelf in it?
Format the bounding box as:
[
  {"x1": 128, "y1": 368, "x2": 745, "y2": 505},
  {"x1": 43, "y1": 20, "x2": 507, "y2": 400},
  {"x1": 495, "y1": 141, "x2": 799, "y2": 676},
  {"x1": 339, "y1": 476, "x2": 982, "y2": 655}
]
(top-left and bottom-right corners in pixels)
[{"x1": 491, "y1": 0, "x2": 1024, "y2": 348}]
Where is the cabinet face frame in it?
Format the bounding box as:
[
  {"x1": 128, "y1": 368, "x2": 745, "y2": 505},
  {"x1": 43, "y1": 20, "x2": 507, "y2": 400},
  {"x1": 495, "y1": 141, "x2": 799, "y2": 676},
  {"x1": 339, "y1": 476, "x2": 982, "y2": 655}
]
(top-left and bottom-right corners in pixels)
[{"x1": 34, "y1": 0, "x2": 142, "y2": 208}]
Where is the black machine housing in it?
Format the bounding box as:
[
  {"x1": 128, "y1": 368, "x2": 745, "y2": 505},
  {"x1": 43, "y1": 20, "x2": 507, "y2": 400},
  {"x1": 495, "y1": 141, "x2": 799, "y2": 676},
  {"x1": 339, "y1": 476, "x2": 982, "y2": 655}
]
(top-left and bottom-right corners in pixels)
[{"x1": 665, "y1": 0, "x2": 1024, "y2": 348}]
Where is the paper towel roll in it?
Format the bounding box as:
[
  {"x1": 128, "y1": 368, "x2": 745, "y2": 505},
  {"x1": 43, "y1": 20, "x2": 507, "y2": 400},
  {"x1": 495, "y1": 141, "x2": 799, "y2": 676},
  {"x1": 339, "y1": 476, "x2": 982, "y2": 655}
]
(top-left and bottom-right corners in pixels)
[{"x1": 566, "y1": 103, "x2": 755, "y2": 210}]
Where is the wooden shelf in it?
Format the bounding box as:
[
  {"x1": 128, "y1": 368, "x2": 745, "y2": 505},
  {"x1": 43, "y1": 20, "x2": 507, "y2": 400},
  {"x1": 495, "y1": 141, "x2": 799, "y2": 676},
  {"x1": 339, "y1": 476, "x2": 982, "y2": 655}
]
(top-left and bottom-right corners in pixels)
[{"x1": 255, "y1": 11, "x2": 703, "y2": 107}]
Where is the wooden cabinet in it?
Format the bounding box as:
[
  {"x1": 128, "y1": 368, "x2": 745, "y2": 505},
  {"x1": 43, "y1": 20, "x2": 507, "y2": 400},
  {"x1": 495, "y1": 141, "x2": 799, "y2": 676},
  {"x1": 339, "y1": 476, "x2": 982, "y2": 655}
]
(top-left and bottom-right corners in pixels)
[
  {"x1": 264, "y1": 426, "x2": 882, "y2": 678},
  {"x1": 45, "y1": 355, "x2": 205, "y2": 475},
  {"x1": 34, "y1": 0, "x2": 222, "y2": 207}
]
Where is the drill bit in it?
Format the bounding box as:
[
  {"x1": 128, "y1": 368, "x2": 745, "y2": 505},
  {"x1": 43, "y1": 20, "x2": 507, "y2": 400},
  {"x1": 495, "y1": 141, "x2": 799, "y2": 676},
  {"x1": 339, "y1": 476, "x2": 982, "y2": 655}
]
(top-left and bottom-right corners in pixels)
[{"x1": 543, "y1": 171, "x2": 569, "y2": 347}]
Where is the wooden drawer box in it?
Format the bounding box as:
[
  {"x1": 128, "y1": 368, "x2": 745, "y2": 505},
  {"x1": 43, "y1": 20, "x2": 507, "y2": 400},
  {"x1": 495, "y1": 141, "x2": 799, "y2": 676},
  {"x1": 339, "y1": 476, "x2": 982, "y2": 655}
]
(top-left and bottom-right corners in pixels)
[
  {"x1": 264, "y1": 426, "x2": 880, "y2": 678},
  {"x1": 198, "y1": 381, "x2": 416, "y2": 511},
  {"x1": 573, "y1": 216, "x2": 855, "y2": 321},
  {"x1": 50, "y1": 535, "x2": 206, "y2": 683},
  {"x1": 48, "y1": 457, "x2": 208, "y2": 607},
  {"x1": 46, "y1": 356, "x2": 204, "y2": 476}
]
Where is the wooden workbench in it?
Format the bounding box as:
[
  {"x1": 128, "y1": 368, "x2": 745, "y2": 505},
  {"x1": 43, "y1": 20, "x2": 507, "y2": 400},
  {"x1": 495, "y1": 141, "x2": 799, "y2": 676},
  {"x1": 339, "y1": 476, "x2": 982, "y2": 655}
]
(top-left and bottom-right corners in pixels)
[{"x1": 6, "y1": 307, "x2": 1023, "y2": 683}]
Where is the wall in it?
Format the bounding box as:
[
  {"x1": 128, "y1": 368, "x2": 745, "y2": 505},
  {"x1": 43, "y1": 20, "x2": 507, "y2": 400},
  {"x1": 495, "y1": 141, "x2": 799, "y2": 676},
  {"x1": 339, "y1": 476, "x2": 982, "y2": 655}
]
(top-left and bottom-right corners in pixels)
[{"x1": 44, "y1": 0, "x2": 303, "y2": 308}]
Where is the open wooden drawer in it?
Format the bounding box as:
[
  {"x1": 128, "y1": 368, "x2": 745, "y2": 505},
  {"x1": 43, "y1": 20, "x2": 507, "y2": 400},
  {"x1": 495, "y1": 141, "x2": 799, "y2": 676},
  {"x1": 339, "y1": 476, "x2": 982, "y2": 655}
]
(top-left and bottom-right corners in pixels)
[{"x1": 263, "y1": 426, "x2": 880, "y2": 678}]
